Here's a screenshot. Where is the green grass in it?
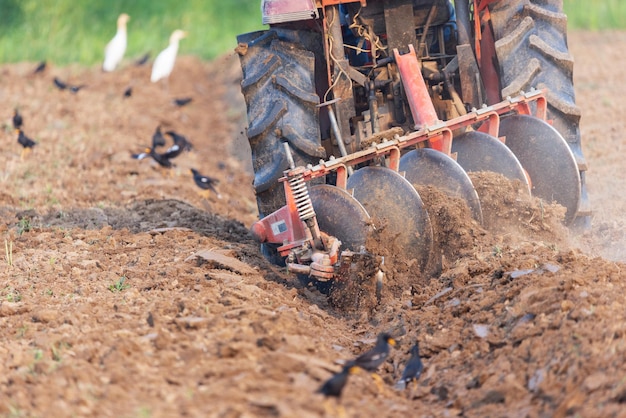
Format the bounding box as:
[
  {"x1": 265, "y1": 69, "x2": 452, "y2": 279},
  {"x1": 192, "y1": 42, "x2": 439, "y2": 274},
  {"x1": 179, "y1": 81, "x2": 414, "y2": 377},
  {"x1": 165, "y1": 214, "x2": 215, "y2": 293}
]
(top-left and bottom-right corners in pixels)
[
  {"x1": 564, "y1": 0, "x2": 626, "y2": 30},
  {"x1": 0, "y1": 0, "x2": 624, "y2": 65},
  {"x1": 0, "y1": 0, "x2": 264, "y2": 65}
]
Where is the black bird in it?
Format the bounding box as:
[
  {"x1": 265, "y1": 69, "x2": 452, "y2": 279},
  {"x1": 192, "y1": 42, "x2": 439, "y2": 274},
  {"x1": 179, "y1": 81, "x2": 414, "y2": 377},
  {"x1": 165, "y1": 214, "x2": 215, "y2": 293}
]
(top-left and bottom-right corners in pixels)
[
  {"x1": 317, "y1": 364, "x2": 357, "y2": 398},
  {"x1": 69, "y1": 84, "x2": 86, "y2": 94},
  {"x1": 53, "y1": 77, "x2": 85, "y2": 93},
  {"x1": 16, "y1": 129, "x2": 37, "y2": 160},
  {"x1": 353, "y1": 333, "x2": 396, "y2": 372},
  {"x1": 135, "y1": 52, "x2": 150, "y2": 66},
  {"x1": 152, "y1": 125, "x2": 166, "y2": 149},
  {"x1": 191, "y1": 168, "x2": 220, "y2": 198},
  {"x1": 162, "y1": 130, "x2": 193, "y2": 159},
  {"x1": 12, "y1": 108, "x2": 23, "y2": 129},
  {"x1": 132, "y1": 147, "x2": 173, "y2": 169},
  {"x1": 173, "y1": 97, "x2": 192, "y2": 107},
  {"x1": 33, "y1": 61, "x2": 47, "y2": 74},
  {"x1": 53, "y1": 77, "x2": 67, "y2": 90},
  {"x1": 395, "y1": 343, "x2": 424, "y2": 390},
  {"x1": 123, "y1": 86, "x2": 132, "y2": 98}
]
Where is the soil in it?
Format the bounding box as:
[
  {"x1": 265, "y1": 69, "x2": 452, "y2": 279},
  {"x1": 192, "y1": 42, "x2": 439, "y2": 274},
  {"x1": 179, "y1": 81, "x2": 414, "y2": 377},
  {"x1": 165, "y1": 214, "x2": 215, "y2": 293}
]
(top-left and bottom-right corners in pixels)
[{"x1": 1, "y1": 31, "x2": 625, "y2": 418}]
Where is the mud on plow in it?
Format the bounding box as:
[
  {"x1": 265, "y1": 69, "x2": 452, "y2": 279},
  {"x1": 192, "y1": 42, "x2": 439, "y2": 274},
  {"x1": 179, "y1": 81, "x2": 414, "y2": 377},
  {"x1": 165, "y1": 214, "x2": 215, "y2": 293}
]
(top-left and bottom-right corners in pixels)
[{"x1": 237, "y1": 0, "x2": 587, "y2": 297}]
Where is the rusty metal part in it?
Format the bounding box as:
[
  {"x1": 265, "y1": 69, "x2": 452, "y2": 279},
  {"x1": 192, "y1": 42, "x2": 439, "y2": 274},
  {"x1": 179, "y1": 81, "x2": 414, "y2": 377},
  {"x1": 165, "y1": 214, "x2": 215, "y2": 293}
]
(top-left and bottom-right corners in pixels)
[
  {"x1": 452, "y1": 131, "x2": 531, "y2": 195},
  {"x1": 346, "y1": 166, "x2": 434, "y2": 274},
  {"x1": 383, "y1": 0, "x2": 416, "y2": 54},
  {"x1": 498, "y1": 114, "x2": 581, "y2": 224},
  {"x1": 309, "y1": 185, "x2": 372, "y2": 252},
  {"x1": 399, "y1": 148, "x2": 483, "y2": 224}
]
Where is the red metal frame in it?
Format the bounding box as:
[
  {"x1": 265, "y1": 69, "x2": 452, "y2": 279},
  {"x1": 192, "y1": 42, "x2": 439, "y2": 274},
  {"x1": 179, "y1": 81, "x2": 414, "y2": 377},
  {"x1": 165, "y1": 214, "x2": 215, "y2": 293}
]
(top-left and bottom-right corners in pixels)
[{"x1": 253, "y1": 90, "x2": 548, "y2": 252}]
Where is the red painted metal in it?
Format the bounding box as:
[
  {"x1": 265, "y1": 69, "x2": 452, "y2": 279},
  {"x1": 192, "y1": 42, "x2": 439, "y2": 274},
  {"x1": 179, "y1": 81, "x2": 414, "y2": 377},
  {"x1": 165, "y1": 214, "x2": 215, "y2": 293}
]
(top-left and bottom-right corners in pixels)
[
  {"x1": 478, "y1": 7, "x2": 501, "y2": 105},
  {"x1": 394, "y1": 44, "x2": 452, "y2": 155}
]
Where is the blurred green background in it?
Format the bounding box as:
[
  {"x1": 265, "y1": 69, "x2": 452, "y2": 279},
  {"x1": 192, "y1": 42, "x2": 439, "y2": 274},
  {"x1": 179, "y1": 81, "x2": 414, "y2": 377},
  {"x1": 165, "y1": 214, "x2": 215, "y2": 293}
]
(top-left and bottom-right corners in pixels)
[{"x1": 0, "y1": 0, "x2": 623, "y2": 65}]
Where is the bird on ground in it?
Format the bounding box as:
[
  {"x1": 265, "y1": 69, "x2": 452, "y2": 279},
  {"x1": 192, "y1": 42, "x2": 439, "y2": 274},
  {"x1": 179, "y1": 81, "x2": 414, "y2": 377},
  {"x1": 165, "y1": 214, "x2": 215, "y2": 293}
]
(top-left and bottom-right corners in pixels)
[
  {"x1": 132, "y1": 147, "x2": 174, "y2": 169},
  {"x1": 151, "y1": 30, "x2": 188, "y2": 83},
  {"x1": 69, "y1": 84, "x2": 86, "y2": 94},
  {"x1": 16, "y1": 129, "x2": 37, "y2": 160},
  {"x1": 190, "y1": 168, "x2": 221, "y2": 199},
  {"x1": 158, "y1": 131, "x2": 192, "y2": 161},
  {"x1": 317, "y1": 363, "x2": 357, "y2": 399},
  {"x1": 12, "y1": 109, "x2": 23, "y2": 129},
  {"x1": 53, "y1": 77, "x2": 68, "y2": 90},
  {"x1": 395, "y1": 342, "x2": 424, "y2": 390},
  {"x1": 103, "y1": 13, "x2": 130, "y2": 72},
  {"x1": 353, "y1": 333, "x2": 396, "y2": 372},
  {"x1": 152, "y1": 125, "x2": 166, "y2": 149},
  {"x1": 135, "y1": 52, "x2": 150, "y2": 66},
  {"x1": 33, "y1": 61, "x2": 47, "y2": 74},
  {"x1": 173, "y1": 97, "x2": 192, "y2": 107},
  {"x1": 316, "y1": 364, "x2": 357, "y2": 418},
  {"x1": 123, "y1": 86, "x2": 132, "y2": 98},
  {"x1": 53, "y1": 77, "x2": 86, "y2": 93}
]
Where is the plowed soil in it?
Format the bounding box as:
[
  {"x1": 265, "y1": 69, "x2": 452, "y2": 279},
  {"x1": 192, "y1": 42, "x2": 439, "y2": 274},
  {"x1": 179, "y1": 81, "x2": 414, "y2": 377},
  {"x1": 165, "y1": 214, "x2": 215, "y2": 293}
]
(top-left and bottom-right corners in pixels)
[{"x1": 1, "y1": 31, "x2": 625, "y2": 418}]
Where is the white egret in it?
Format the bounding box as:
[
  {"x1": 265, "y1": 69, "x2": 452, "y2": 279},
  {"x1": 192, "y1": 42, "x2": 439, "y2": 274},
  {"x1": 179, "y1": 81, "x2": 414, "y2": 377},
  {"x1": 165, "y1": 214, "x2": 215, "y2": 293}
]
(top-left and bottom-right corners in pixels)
[
  {"x1": 103, "y1": 13, "x2": 130, "y2": 72},
  {"x1": 151, "y1": 30, "x2": 188, "y2": 83}
]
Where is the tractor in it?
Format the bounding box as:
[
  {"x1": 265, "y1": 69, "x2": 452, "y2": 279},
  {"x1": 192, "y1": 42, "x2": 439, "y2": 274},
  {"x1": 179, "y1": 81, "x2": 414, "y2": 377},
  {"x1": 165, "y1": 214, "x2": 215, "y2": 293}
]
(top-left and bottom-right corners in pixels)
[{"x1": 235, "y1": 0, "x2": 589, "y2": 290}]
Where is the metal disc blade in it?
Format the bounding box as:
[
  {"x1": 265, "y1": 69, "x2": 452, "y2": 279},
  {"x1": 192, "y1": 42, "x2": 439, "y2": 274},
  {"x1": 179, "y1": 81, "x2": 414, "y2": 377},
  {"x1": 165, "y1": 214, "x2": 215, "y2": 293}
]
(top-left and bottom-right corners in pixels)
[
  {"x1": 346, "y1": 166, "x2": 434, "y2": 273},
  {"x1": 399, "y1": 148, "x2": 483, "y2": 224},
  {"x1": 499, "y1": 114, "x2": 581, "y2": 224},
  {"x1": 309, "y1": 184, "x2": 371, "y2": 252},
  {"x1": 452, "y1": 131, "x2": 530, "y2": 194}
]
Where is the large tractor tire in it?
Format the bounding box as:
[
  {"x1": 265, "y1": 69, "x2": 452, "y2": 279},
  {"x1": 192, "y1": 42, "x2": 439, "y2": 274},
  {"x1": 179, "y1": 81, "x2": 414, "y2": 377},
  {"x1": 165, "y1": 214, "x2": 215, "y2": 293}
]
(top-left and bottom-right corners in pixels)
[
  {"x1": 237, "y1": 29, "x2": 326, "y2": 264},
  {"x1": 237, "y1": 29, "x2": 326, "y2": 219},
  {"x1": 489, "y1": 0, "x2": 591, "y2": 226}
]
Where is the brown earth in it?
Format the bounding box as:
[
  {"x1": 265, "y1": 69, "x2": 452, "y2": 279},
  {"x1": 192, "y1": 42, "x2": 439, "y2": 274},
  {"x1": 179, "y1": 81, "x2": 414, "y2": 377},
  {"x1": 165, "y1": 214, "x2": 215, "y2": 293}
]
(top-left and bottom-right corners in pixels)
[{"x1": 0, "y1": 31, "x2": 625, "y2": 418}]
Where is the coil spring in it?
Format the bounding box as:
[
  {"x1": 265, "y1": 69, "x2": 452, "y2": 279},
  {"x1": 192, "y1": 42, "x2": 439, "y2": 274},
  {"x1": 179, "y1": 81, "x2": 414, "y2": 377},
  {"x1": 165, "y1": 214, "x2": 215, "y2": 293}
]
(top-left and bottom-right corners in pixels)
[{"x1": 289, "y1": 173, "x2": 315, "y2": 222}]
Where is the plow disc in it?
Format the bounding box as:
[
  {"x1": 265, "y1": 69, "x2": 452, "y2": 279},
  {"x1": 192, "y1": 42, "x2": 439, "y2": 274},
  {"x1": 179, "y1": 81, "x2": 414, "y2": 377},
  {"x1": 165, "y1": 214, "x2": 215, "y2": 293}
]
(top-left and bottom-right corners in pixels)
[
  {"x1": 498, "y1": 115, "x2": 581, "y2": 224},
  {"x1": 309, "y1": 185, "x2": 371, "y2": 252},
  {"x1": 452, "y1": 131, "x2": 531, "y2": 195},
  {"x1": 399, "y1": 148, "x2": 483, "y2": 224},
  {"x1": 345, "y1": 166, "x2": 434, "y2": 274}
]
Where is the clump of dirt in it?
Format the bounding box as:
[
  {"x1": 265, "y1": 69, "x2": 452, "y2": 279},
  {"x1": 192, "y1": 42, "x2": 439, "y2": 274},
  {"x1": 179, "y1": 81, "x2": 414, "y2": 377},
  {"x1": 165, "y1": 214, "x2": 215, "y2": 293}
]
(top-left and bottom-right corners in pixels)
[
  {"x1": 470, "y1": 171, "x2": 569, "y2": 247},
  {"x1": 415, "y1": 184, "x2": 486, "y2": 265}
]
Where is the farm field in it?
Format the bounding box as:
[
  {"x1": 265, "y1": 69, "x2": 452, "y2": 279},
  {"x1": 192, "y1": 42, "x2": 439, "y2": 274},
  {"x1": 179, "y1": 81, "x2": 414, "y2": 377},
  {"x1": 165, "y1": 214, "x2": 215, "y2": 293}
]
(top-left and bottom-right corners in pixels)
[{"x1": 0, "y1": 31, "x2": 626, "y2": 417}]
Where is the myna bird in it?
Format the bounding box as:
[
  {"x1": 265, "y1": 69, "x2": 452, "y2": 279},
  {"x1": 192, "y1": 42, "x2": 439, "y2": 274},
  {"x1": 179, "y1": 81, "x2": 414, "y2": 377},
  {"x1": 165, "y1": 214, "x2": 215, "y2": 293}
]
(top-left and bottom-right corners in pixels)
[
  {"x1": 132, "y1": 147, "x2": 174, "y2": 172},
  {"x1": 53, "y1": 77, "x2": 85, "y2": 93},
  {"x1": 151, "y1": 30, "x2": 187, "y2": 83},
  {"x1": 165, "y1": 130, "x2": 192, "y2": 152},
  {"x1": 353, "y1": 333, "x2": 396, "y2": 372},
  {"x1": 317, "y1": 363, "x2": 357, "y2": 398},
  {"x1": 16, "y1": 129, "x2": 36, "y2": 160},
  {"x1": 191, "y1": 168, "x2": 221, "y2": 199},
  {"x1": 135, "y1": 52, "x2": 150, "y2": 66},
  {"x1": 395, "y1": 343, "x2": 423, "y2": 390},
  {"x1": 103, "y1": 13, "x2": 130, "y2": 72},
  {"x1": 173, "y1": 97, "x2": 192, "y2": 107},
  {"x1": 69, "y1": 84, "x2": 86, "y2": 94},
  {"x1": 317, "y1": 364, "x2": 357, "y2": 418},
  {"x1": 33, "y1": 61, "x2": 46, "y2": 74},
  {"x1": 351, "y1": 332, "x2": 396, "y2": 392},
  {"x1": 12, "y1": 108, "x2": 23, "y2": 129},
  {"x1": 152, "y1": 125, "x2": 166, "y2": 149},
  {"x1": 53, "y1": 77, "x2": 67, "y2": 90}
]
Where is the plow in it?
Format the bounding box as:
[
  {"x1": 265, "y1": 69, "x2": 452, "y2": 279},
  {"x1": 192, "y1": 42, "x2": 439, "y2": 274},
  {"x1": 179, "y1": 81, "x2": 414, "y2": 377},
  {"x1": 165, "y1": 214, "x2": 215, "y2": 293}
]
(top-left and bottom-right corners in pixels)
[{"x1": 236, "y1": 0, "x2": 589, "y2": 291}]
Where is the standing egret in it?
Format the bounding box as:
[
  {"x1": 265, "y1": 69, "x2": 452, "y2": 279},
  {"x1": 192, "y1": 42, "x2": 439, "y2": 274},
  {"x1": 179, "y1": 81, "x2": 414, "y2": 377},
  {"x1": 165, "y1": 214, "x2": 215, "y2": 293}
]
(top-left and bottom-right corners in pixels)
[
  {"x1": 103, "y1": 13, "x2": 130, "y2": 72},
  {"x1": 151, "y1": 30, "x2": 187, "y2": 83}
]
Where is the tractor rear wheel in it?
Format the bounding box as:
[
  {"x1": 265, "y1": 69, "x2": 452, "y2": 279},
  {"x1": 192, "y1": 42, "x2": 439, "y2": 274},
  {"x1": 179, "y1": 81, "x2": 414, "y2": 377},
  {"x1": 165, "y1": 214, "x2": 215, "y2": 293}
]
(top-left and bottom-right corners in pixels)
[
  {"x1": 489, "y1": 0, "x2": 590, "y2": 226},
  {"x1": 237, "y1": 29, "x2": 326, "y2": 264},
  {"x1": 237, "y1": 29, "x2": 326, "y2": 219}
]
